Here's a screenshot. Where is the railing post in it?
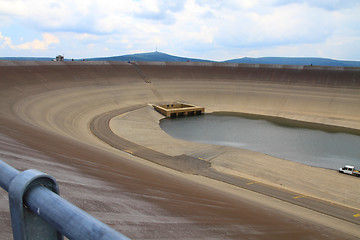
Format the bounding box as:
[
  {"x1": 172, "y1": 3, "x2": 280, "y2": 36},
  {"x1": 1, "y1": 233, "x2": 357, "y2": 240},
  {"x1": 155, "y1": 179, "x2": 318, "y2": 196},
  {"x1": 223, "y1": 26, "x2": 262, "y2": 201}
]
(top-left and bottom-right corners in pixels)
[
  {"x1": 8, "y1": 169, "x2": 63, "y2": 240},
  {"x1": 1, "y1": 159, "x2": 131, "y2": 240}
]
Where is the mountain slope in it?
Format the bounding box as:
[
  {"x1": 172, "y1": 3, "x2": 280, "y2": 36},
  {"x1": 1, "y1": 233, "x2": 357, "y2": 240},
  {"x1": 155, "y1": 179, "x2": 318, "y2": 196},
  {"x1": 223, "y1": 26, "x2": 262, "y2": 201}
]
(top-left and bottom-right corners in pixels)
[
  {"x1": 1, "y1": 52, "x2": 360, "y2": 67},
  {"x1": 87, "y1": 52, "x2": 211, "y2": 62},
  {"x1": 226, "y1": 57, "x2": 360, "y2": 67}
]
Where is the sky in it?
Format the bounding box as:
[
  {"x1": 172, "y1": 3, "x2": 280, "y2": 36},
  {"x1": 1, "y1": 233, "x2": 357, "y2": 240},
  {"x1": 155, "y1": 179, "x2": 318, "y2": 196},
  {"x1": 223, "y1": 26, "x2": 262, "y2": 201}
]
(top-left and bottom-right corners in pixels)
[{"x1": 0, "y1": 0, "x2": 359, "y2": 61}]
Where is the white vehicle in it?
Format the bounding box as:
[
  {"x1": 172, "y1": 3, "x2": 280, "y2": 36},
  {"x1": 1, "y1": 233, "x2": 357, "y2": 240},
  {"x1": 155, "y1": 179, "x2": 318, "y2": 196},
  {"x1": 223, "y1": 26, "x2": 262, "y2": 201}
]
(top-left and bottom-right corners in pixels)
[{"x1": 339, "y1": 165, "x2": 360, "y2": 177}]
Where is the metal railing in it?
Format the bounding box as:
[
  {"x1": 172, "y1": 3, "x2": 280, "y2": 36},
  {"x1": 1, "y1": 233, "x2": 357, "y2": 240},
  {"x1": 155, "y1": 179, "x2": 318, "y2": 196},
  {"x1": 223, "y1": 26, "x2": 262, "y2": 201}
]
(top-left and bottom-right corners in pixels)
[{"x1": 0, "y1": 159, "x2": 131, "y2": 240}]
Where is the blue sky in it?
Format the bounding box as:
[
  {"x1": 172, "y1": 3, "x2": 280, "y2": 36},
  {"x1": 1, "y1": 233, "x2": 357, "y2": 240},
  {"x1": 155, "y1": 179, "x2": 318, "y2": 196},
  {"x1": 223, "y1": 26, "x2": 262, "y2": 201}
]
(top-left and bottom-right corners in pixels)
[{"x1": 0, "y1": 0, "x2": 359, "y2": 61}]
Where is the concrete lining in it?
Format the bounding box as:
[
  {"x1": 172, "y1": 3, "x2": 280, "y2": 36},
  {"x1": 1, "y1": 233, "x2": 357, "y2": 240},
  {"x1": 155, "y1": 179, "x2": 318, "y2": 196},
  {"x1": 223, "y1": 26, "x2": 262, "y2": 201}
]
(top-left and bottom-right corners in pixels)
[{"x1": 1, "y1": 61, "x2": 360, "y2": 239}]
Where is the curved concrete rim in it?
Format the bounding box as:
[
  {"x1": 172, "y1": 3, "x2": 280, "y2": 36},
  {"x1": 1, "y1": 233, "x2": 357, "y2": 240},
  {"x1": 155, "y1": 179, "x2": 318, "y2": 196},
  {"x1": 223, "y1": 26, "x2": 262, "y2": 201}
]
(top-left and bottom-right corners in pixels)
[{"x1": 1, "y1": 61, "x2": 360, "y2": 239}]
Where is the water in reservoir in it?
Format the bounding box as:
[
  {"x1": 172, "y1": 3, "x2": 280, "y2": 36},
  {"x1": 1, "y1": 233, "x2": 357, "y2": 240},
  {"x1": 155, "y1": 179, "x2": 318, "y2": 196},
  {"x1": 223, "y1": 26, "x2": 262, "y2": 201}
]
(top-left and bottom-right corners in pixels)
[{"x1": 160, "y1": 114, "x2": 360, "y2": 170}]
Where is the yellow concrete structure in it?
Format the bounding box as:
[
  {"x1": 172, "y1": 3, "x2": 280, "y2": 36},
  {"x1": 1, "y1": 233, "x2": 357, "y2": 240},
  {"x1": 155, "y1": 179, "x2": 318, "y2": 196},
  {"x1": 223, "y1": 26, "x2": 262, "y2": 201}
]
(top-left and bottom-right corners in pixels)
[{"x1": 153, "y1": 103, "x2": 205, "y2": 118}]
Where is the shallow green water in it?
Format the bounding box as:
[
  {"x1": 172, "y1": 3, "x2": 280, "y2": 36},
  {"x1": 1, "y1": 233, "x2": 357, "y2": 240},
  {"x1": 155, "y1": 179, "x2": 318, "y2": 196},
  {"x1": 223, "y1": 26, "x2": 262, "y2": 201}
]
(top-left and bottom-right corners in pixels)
[{"x1": 160, "y1": 114, "x2": 360, "y2": 170}]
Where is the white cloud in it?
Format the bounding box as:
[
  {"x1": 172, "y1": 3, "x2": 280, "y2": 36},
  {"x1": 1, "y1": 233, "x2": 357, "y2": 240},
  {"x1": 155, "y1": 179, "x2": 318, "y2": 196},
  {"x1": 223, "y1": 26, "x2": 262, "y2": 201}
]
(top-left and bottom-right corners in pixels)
[
  {"x1": 212, "y1": 2, "x2": 335, "y2": 49},
  {"x1": 0, "y1": 0, "x2": 359, "y2": 60},
  {"x1": 0, "y1": 32, "x2": 59, "y2": 50},
  {"x1": 0, "y1": 32, "x2": 12, "y2": 47},
  {"x1": 272, "y1": 0, "x2": 360, "y2": 11}
]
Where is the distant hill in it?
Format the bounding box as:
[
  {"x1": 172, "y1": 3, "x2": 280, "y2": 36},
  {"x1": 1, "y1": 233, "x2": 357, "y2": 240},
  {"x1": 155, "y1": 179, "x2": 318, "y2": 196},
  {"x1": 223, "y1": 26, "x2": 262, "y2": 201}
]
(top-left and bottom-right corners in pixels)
[
  {"x1": 226, "y1": 57, "x2": 360, "y2": 67},
  {"x1": 0, "y1": 57, "x2": 53, "y2": 61},
  {"x1": 87, "y1": 53, "x2": 360, "y2": 66},
  {"x1": 86, "y1": 51, "x2": 211, "y2": 62},
  {"x1": 1, "y1": 52, "x2": 360, "y2": 67}
]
